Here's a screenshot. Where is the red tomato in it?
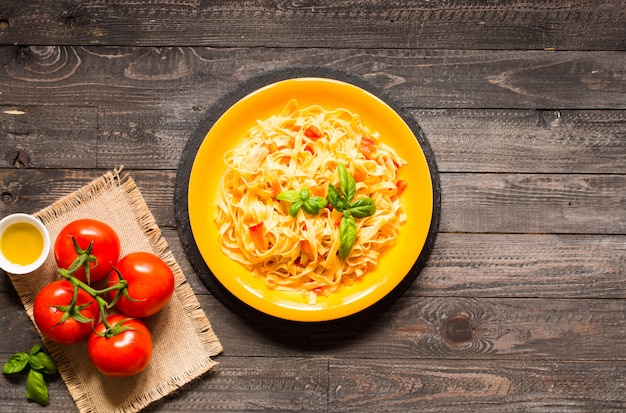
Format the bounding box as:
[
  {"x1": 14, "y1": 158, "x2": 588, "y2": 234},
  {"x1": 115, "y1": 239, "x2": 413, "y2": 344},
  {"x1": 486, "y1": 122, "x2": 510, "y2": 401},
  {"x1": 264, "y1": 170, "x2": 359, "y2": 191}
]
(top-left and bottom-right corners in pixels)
[
  {"x1": 33, "y1": 280, "x2": 99, "y2": 345},
  {"x1": 88, "y1": 314, "x2": 152, "y2": 377},
  {"x1": 108, "y1": 252, "x2": 175, "y2": 318},
  {"x1": 54, "y1": 219, "x2": 121, "y2": 283}
]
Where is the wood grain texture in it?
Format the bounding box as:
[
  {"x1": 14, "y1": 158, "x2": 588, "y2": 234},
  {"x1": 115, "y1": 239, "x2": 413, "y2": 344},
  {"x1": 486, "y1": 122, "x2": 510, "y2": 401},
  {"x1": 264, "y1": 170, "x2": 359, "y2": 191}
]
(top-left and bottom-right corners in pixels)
[
  {"x1": 416, "y1": 233, "x2": 626, "y2": 299},
  {"x1": 328, "y1": 359, "x2": 626, "y2": 412},
  {"x1": 0, "y1": 106, "x2": 97, "y2": 168},
  {"x1": 416, "y1": 109, "x2": 626, "y2": 174},
  {"x1": 137, "y1": 356, "x2": 328, "y2": 412},
  {"x1": 0, "y1": 0, "x2": 624, "y2": 50},
  {"x1": 1, "y1": 47, "x2": 624, "y2": 110},
  {"x1": 440, "y1": 173, "x2": 626, "y2": 234}
]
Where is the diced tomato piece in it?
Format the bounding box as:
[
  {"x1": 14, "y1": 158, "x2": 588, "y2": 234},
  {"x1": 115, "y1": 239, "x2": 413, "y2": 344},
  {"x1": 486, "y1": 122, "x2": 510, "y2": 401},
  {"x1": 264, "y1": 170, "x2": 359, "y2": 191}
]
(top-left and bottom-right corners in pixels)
[
  {"x1": 301, "y1": 240, "x2": 312, "y2": 255},
  {"x1": 396, "y1": 180, "x2": 408, "y2": 196},
  {"x1": 271, "y1": 181, "x2": 282, "y2": 196},
  {"x1": 310, "y1": 187, "x2": 325, "y2": 197},
  {"x1": 353, "y1": 169, "x2": 367, "y2": 182},
  {"x1": 359, "y1": 136, "x2": 376, "y2": 158},
  {"x1": 249, "y1": 222, "x2": 265, "y2": 250},
  {"x1": 304, "y1": 125, "x2": 322, "y2": 139}
]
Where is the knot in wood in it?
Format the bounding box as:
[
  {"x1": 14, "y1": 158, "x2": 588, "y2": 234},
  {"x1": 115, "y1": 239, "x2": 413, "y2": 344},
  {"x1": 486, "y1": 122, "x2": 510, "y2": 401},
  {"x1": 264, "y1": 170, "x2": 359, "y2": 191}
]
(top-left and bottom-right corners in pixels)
[
  {"x1": 1, "y1": 191, "x2": 15, "y2": 204},
  {"x1": 7, "y1": 149, "x2": 31, "y2": 168},
  {"x1": 442, "y1": 314, "x2": 475, "y2": 344},
  {"x1": 65, "y1": 16, "x2": 76, "y2": 29}
]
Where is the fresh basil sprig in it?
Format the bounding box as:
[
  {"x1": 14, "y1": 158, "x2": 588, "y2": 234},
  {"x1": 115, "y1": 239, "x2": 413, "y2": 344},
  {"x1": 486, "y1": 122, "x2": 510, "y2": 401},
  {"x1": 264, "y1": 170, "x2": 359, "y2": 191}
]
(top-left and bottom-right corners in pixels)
[
  {"x1": 276, "y1": 164, "x2": 376, "y2": 260},
  {"x1": 277, "y1": 188, "x2": 328, "y2": 217},
  {"x1": 328, "y1": 163, "x2": 376, "y2": 260},
  {"x1": 3, "y1": 344, "x2": 57, "y2": 406}
]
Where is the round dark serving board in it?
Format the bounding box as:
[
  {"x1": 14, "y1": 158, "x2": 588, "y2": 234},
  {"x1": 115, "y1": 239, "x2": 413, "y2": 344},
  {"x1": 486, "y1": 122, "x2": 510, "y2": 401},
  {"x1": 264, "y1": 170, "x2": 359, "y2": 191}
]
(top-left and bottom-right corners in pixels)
[{"x1": 175, "y1": 66, "x2": 441, "y2": 347}]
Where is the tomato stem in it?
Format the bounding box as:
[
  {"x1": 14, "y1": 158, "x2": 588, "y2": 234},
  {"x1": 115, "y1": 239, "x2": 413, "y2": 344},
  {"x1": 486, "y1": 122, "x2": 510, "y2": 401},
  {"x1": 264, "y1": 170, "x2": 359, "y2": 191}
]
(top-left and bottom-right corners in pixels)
[
  {"x1": 65, "y1": 238, "x2": 97, "y2": 284},
  {"x1": 57, "y1": 266, "x2": 129, "y2": 336}
]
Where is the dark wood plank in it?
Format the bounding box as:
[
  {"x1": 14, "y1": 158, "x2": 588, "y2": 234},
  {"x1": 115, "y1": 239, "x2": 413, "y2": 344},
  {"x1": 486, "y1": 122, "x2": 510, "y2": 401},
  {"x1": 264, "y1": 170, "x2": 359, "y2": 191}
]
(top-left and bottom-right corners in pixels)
[
  {"x1": 416, "y1": 233, "x2": 626, "y2": 299},
  {"x1": 328, "y1": 359, "x2": 626, "y2": 412},
  {"x1": 3, "y1": 355, "x2": 625, "y2": 412},
  {"x1": 185, "y1": 294, "x2": 626, "y2": 361},
  {"x1": 329, "y1": 296, "x2": 626, "y2": 361},
  {"x1": 0, "y1": 169, "x2": 111, "y2": 218},
  {"x1": 440, "y1": 173, "x2": 626, "y2": 234},
  {"x1": 1, "y1": 47, "x2": 624, "y2": 110},
  {"x1": 0, "y1": 0, "x2": 623, "y2": 51},
  {"x1": 417, "y1": 109, "x2": 626, "y2": 174},
  {"x1": 97, "y1": 106, "x2": 198, "y2": 170},
  {"x1": 147, "y1": 356, "x2": 328, "y2": 412},
  {"x1": 0, "y1": 106, "x2": 97, "y2": 168}
]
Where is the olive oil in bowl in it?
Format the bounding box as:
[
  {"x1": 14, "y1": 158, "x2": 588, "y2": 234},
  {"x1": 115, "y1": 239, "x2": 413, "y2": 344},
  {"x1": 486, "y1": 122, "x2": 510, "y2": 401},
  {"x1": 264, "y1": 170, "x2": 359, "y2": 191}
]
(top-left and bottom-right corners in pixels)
[{"x1": 0, "y1": 214, "x2": 50, "y2": 274}]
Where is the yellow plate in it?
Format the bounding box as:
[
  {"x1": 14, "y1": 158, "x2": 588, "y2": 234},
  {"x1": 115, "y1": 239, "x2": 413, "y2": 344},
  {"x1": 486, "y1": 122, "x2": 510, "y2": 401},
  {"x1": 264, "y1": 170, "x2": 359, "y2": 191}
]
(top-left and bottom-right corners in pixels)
[{"x1": 188, "y1": 77, "x2": 433, "y2": 322}]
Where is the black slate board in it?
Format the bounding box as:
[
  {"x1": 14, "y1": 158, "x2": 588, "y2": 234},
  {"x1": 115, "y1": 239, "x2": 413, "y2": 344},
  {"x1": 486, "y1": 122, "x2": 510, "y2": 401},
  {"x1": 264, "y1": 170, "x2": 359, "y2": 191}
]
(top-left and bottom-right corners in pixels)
[{"x1": 175, "y1": 66, "x2": 440, "y2": 347}]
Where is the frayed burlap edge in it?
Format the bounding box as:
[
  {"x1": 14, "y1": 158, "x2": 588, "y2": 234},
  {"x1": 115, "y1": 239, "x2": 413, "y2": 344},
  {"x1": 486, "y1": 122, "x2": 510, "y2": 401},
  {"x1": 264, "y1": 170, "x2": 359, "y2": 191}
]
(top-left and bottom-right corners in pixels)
[{"x1": 10, "y1": 167, "x2": 222, "y2": 413}]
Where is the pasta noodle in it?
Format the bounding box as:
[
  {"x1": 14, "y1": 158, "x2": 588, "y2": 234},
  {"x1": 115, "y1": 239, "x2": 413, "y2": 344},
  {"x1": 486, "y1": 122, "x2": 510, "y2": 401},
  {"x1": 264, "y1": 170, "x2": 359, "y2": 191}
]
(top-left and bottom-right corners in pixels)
[{"x1": 215, "y1": 99, "x2": 407, "y2": 301}]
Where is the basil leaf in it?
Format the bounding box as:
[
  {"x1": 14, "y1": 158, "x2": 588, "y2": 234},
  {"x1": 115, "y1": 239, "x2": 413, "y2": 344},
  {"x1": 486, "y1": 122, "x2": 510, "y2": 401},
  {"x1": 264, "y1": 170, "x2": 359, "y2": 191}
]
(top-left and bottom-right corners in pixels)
[
  {"x1": 326, "y1": 184, "x2": 343, "y2": 211},
  {"x1": 26, "y1": 369, "x2": 49, "y2": 406},
  {"x1": 31, "y1": 352, "x2": 57, "y2": 375},
  {"x1": 277, "y1": 190, "x2": 300, "y2": 203},
  {"x1": 302, "y1": 196, "x2": 327, "y2": 215},
  {"x1": 339, "y1": 215, "x2": 357, "y2": 260},
  {"x1": 299, "y1": 188, "x2": 311, "y2": 201},
  {"x1": 312, "y1": 196, "x2": 328, "y2": 209},
  {"x1": 302, "y1": 198, "x2": 318, "y2": 215},
  {"x1": 27, "y1": 354, "x2": 45, "y2": 371},
  {"x1": 338, "y1": 163, "x2": 356, "y2": 201},
  {"x1": 350, "y1": 197, "x2": 376, "y2": 218},
  {"x1": 2, "y1": 352, "x2": 29, "y2": 374},
  {"x1": 288, "y1": 200, "x2": 303, "y2": 217},
  {"x1": 29, "y1": 345, "x2": 41, "y2": 356}
]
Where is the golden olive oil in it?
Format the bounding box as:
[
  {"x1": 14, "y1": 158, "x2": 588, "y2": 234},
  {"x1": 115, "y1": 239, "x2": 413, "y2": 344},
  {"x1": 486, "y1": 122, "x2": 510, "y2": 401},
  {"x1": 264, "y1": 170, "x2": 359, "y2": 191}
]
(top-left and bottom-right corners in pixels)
[{"x1": 0, "y1": 222, "x2": 44, "y2": 265}]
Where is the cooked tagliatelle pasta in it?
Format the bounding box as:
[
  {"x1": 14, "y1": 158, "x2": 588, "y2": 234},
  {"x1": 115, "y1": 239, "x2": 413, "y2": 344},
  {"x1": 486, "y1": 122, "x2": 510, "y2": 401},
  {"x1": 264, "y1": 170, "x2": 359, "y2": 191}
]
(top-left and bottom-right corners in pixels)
[{"x1": 216, "y1": 99, "x2": 408, "y2": 303}]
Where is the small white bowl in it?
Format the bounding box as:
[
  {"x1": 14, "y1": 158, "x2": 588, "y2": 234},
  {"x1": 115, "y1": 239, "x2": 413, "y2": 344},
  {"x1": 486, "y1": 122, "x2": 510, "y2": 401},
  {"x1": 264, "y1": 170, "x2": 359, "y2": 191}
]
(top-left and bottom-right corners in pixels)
[{"x1": 0, "y1": 213, "x2": 50, "y2": 275}]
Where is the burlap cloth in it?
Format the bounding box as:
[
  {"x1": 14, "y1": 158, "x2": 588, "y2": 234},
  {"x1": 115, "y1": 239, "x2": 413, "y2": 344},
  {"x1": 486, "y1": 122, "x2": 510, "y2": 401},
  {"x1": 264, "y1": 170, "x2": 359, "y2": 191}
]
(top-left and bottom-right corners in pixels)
[{"x1": 7, "y1": 168, "x2": 222, "y2": 412}]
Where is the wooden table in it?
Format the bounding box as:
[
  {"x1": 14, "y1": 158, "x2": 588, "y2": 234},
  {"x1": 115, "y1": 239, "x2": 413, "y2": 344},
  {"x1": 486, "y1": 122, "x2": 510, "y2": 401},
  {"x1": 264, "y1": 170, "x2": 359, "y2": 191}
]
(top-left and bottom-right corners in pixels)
[{"x1": 1, "y1": 1, "x2": 625, "y2": 411}]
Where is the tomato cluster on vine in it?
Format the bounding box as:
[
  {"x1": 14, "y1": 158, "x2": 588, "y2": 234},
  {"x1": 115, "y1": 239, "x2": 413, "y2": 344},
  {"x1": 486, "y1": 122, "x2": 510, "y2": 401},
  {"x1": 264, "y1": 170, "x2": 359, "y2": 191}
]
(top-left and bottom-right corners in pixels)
[{"x1": 32, "y1": 219, "x2": 175, "y2": 377}]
